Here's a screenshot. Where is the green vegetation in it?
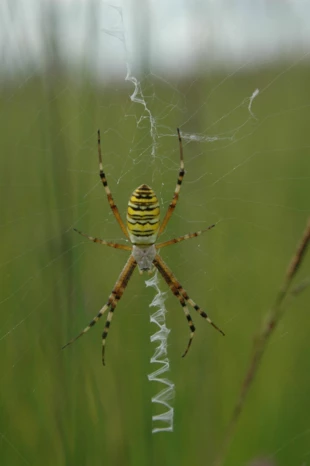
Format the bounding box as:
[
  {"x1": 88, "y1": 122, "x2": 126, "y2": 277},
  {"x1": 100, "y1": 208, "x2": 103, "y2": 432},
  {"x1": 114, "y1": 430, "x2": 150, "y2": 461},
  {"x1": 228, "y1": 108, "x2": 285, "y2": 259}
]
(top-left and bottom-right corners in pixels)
[{"x1": 1, "y1": 65, "x2": 310, "y2": 466}]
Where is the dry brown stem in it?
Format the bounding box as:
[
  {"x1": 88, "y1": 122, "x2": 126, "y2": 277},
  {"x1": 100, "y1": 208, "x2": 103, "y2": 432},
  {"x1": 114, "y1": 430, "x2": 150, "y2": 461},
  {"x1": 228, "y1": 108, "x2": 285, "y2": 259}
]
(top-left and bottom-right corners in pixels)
[{"x1": 214, "y1": 217, "x2": 310, "y2": 466}]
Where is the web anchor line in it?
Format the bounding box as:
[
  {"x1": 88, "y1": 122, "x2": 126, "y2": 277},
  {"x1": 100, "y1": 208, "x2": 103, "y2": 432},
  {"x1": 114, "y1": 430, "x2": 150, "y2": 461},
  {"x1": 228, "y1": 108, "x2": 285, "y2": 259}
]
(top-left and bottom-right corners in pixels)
[{"x1": 146, "y1": 272, "x2": 175, "y2": 434}]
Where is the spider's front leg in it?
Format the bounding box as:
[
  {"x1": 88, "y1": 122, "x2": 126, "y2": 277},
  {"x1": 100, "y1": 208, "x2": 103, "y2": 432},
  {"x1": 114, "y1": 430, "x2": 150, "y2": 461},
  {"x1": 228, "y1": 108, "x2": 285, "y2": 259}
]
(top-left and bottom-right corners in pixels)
[
  {"x1": 153, "y1": 254, "x2": 224, "y2": 357},
  {"x1": 172, "y1": 285, "x2": 196, "y2": 357},
  {"x1": 63, "y1": 255, "x2": 137, "y2": 365}
]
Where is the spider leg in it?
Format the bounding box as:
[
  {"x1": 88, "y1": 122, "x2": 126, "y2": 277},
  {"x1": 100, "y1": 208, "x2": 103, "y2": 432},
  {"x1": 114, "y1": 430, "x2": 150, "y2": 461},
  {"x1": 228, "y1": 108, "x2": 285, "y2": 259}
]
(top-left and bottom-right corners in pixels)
[
  {"x1": 63, "y1": 255, "x2": 137, "y2": 365},
  {"x1": 101, "y1": 302, "x2": 117, "y2": 366},
  {"x1": 172, "y1": 285, "x2": 196, "y2": 357},
  {"x1": 156, "y1": 224, "x2": 215, "y2": 249},
  {"x1": 179, "y1": 290, "x2": 224, "y2": 336},
  {"x1": 97, "y1": 129, "x2": 129, "y2": 239},
  {"x1": 153, "y1": 256, "x2": 195, "y2": 356},
  {"x1": 153, "y1": 254, "x2": 224, "y2": 356},
  {"x1": 74, "y1": 228, "x2": 132, "y2": 251},
  {"x1": 158, "y1": 128, "x2": 185, "y2": 237}
]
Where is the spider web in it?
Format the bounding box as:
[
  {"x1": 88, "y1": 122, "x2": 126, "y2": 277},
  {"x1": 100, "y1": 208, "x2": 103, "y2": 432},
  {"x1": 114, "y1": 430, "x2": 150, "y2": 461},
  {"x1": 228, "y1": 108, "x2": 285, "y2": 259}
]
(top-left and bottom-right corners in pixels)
[{"x1": 1, "y1": 1, "x2": 310, "y2": 464}]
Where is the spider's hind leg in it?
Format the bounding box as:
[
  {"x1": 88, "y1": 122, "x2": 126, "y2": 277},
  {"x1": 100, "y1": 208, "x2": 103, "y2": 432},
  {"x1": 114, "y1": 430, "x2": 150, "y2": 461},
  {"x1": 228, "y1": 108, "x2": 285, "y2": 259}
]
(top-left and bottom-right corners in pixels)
[
  {"x1": 97, "y1": 129, "x2": 129, "y2": 239},
  {"x1": 74, "y1": 228, "x2": 131, "y2": 251},
  {"x1": 158, "y1": 128, "x2": 185, "y2": 237}
]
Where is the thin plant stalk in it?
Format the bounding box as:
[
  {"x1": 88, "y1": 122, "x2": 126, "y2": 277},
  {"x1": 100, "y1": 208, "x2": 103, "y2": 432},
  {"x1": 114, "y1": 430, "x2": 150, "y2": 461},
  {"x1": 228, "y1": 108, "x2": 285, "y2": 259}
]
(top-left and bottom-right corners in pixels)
[{"x1": 214, "y1": 217, "x2": 310, "y2": 466}]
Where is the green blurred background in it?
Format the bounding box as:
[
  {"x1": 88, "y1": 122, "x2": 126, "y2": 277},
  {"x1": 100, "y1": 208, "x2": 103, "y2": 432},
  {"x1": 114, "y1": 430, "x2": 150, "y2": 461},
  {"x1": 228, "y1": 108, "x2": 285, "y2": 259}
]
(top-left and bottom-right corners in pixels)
[{"x1": 1, "y1": 3, "x2": 310, "y2": 466}]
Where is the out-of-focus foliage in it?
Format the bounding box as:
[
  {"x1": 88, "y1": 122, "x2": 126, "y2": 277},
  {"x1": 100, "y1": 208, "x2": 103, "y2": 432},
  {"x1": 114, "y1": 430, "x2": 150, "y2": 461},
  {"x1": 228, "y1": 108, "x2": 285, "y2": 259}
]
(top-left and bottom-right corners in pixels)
[{"x1": 1, "y1": 62, "x2": 310, "y2": 466}]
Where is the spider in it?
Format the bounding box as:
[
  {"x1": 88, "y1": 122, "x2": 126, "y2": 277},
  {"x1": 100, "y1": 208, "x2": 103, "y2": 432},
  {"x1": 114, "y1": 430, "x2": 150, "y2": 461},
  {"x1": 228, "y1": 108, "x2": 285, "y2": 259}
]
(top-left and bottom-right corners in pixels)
[{"x1": 63, "y1": 129, "x2": 225, "y2": 365}]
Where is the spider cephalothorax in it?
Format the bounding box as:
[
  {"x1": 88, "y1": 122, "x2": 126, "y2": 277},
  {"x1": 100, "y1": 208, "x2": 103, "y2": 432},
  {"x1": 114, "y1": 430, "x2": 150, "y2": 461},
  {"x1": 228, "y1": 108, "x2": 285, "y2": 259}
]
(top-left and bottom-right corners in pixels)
[{"x1": 63, "y1": 129, "x2": 224, "y2": 365}]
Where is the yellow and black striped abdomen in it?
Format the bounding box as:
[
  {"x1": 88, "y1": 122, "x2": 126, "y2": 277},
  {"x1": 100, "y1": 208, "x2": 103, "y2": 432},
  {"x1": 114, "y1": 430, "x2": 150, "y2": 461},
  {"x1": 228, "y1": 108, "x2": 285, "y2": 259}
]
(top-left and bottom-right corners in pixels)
[{"x1": 127, "y1": 184, "x2": 160, "y2": 245}]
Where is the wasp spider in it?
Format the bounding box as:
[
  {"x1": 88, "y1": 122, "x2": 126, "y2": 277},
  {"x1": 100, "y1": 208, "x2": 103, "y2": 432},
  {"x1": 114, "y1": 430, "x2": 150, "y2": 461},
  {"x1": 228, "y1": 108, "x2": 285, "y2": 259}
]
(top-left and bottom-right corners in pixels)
[{"x1": 63, "y1": 129, "x2": 225, "y2": 365}]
